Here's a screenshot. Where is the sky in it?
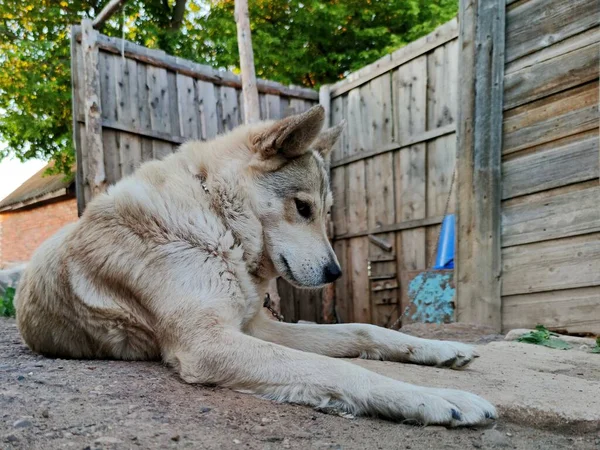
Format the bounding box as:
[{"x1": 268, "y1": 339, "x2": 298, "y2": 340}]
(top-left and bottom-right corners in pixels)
[{"x1": 0, "y1": 157, "x2": 47, "y2": 202}]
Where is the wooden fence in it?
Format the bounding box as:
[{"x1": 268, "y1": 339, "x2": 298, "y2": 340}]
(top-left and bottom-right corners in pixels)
[
  {"x1": 499, "y1": 0, "x2": 599, "y2": 334},
  {"x1": 72, "y1": 0, "x2": 599, "y2": 333},
  {"x1": 317, "y1": 0, "x2": 599, "y2": 334},
  {"x1": 318, "y1": 19, "x2": 459, "y2": 327}
]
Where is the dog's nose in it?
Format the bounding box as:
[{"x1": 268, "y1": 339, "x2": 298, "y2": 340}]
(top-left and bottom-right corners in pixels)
[{"x1": 323, "y1": 261, "x2": 342, "y2": 283}]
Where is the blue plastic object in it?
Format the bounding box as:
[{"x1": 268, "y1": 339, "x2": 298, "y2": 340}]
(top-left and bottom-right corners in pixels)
[{"x1": 434, "y1": 214, "x2": 455, "y2": 269}]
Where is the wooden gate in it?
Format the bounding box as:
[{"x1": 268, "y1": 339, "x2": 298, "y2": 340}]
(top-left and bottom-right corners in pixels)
[{"x1": 320, "y1": 19, "x2": 459, "y2": 327}]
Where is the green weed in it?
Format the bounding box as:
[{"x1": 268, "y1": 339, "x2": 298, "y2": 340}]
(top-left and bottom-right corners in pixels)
[
  {"x1": 591, "y1": 336, "x2": 600, "y2": 354},
  {"x1": 517, "y1": 325, "x2": 571, "y2": 350},
  {"x1": 0, "y1": 287, "x2": 16, "y2": 318}
]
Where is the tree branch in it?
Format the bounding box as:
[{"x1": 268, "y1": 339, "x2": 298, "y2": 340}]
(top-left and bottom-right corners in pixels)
[{"x1": 170, "y1": 0, "x2": 188, "y2": 30}]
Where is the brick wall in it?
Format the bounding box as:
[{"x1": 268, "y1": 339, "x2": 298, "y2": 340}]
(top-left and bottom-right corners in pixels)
[{"x1": 0, "y1": 197, "x2": 78, "y2": 268}]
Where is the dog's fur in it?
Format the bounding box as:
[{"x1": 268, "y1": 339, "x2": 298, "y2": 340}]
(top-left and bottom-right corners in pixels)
[{"x1": 15, "y1": 106, "x2": 496, "y2": 426}]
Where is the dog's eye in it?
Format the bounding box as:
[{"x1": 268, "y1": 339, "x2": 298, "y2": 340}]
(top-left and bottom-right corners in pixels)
[{"x1": 294, "y1": 199, "x2": 312, "y2": 219}]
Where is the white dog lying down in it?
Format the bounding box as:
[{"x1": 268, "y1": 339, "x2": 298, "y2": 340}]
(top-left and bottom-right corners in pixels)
[{"x1": 15, "y1": 105, "x2": 496, "y2": 426}]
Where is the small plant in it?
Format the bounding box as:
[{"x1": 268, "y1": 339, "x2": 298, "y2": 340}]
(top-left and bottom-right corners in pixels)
[
  {"x1": 0, "y1": 287, "x2": 16, "y2": 318},
  {"x1": 591, "y1": 337, "x2": 600, "y2": 354},
  {"x1": 517, "y1": 325, "x2": 571, "y2": 350}
]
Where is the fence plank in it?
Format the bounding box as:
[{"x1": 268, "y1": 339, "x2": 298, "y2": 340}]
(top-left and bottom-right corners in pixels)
[
  {"x1": 176, "y1": 74, "x2": 199, "y2": 139},
  {"x1": 102, "y1": 130, "x2": 121, "y2": 185},
  {"x1": 505, "y1": 26, "x2": 599, "y2": 75},
  {"x1": 455, "y1": 0, "x2": 505, "y2": 330},
  {"x1": 167, "y1": 71, "x2": 181, "y2": 145},
  {"x1": 147, "y1": 65, "x2": 173, "y2": 159},
  {"x1": 393, "y1": 55, "x2": 427, "y2": 142},
  {"x1": 331, "y1": 167, "x2": 347, "y2": 236},
  {"x1": 346, "y1": 161, "x2": 368, "y2": 234},
  {"x1": 502, "y1": 287, "x2": 600, "y2": 334},
  {"x1": 349, "y1": 237, "x2": 370, "y2": 323},
  {"x1": 119, "y1": 133, "x2": 142, "y2": 176},
  {"x1": 81, "y1": 19, "x2": 106, "y2": 198},
  {"x1": 427, "y1": 40, "x2": 458, "y2": 129},
  {"x1": 502, "y1": 130, "x2": 599, "y2": 199},
  {"x1": 503, "y1": 81, "x2": 599, "y2": 155},
  {"x1": 99, "y1": 52, "x2": 118, "y2": 122},
  {"x1": 70, "y1": 30, "x2": 85, "y2": 215},
  {"x1": 136, "y1": 61, "x2": 152, "y2": 131},
  {"x1": 330, "y1": 96, "x2": 346, "y2": 159},
  {"x1": 505, "y1": 0, "x2": 600, "y2": 63},
  {"x1": 264, "y1": 94, "x2": 280, "y2": 120},
  {"x1": 395, "y1": 144, "x2": 426, "y2": 222},
  {"x1": 504, "y1": 41, "x2": 599, "y2": 110},
  {"x1": 220, "y1": 86, "x2": 241, "y2": 131},
  {"x1": 502, "y1": 186, "x2": 600, "y2": 247},
  {"x1": 115, "y1": 57, "x2": 138, "y2": 127},
  {"x1": 347, "y1": 88, "x2": 368, "y2": 156},
  {"x1": 427, "y1": 135, "x2": 456, "y2": 217},
  {"x1": 366, "y1": 153, "x2": 395, "y2": 230},
  {"x1": 196, "y1": 80, "x2": 219, "y2": 140},
  {"x1": 502, "y1": 233, "x2": 600, "y2": 296},
  {"x1": 333, "y1": 240, "x2": 352, "y2": 323}
]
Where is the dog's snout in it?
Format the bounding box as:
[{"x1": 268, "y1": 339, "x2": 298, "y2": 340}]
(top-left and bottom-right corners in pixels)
[{"x1": 323, "y1": 261, "x2": 342, "y2": 283}]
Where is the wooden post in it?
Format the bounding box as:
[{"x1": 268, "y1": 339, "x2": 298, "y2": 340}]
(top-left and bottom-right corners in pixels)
[
  {"x1": 455, "y1": 0, "x2": 505, "y2": 330},
  {"x1": 234, "y1": 0, "x2": 260, "y2": 124},
  {"x1": 81, "y1": 19, "x2": 107, "y2": 198},
  {"x1": 319, "y1": 84, "x2": 336, "y2": 323},
  {"x1": 234, "y1": 0, "x2": 279, "y2": 309}
]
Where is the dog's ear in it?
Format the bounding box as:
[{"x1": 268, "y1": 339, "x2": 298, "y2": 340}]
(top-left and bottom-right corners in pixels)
[
  {"x1": 311, "y1": 120, "x2": 345, "y2": 158},
  {"x1": 251, "y1": 105, "x2": 324, "y2": 160}
]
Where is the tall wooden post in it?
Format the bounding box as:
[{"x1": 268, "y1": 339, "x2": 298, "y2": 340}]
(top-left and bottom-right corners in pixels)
[
  {"x1": 234, "y1": 0, "x2": 280, "y2": 311},
  {"x1": 455, "y1": 0, "x2": 505, "y2": 331},
  {"x1": 235, "y1": 0, "x2": 260, "y2": 125},
  {"x1": 81, "y1": 19, "x2": 106, "y2": 199}
]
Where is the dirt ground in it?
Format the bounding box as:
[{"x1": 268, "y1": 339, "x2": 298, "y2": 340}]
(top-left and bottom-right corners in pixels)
[{"x1": 1, "y1": 318, "x2": 598, "y2": 450}]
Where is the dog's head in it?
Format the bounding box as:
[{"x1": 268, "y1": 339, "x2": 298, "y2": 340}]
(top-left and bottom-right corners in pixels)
[{"x1": 247, "y1": 105, "x2": 344, "y2": 288}]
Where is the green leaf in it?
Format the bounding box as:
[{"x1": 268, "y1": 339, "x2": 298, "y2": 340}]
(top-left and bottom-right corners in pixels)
[
  {"x1": 517, "y1": 325, "x2": 571, "y2": 350},
  {"x1": 541, "y1": 339, "x2": 571, "y2": 350},
  {"x1": 1, "y1": 287, "x2": 16, "y2": 318}
]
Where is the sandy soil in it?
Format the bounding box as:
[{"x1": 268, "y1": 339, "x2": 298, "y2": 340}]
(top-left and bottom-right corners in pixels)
[{"x1": 1, "y1": 318, "x2": 598, "y2": 450}]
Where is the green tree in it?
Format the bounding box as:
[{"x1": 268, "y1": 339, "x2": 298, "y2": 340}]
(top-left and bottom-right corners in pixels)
[{"x1": 0, "y1": 0, "x2": 457, "y2": 174}]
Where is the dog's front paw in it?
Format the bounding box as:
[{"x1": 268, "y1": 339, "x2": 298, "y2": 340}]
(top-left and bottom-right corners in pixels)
[
  {"x1": 397, "y1": 388, "x2": 496, "y2": 427},
  {"x1": 411, "y1": 340, "x2": 480, "y2": 369}
]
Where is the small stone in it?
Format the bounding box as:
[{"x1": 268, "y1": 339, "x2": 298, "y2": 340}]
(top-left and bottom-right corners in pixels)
[
  {"x1": 233, "y1": 439, "x2": 241, "y2": 444},
  {"x1": 199, "y1": 407, "x2": 211, "y2": 414},
  {"x1": 41, "y1": 409, "x2": 50, "y2": 419},
  {"x1": 5, "y1": 434, "x2": 18, "y2": 443},
  {"x1": 171, "y1": 435, "x2": 180, "y2": 442},
  {"x1": 505, "y1": 432, "x2": 512, "y2": 437},
  {"x1": 17, "y1": 375, "x2": 25, "y2": 381},
  {"x1": 482, "y1": 429, "x2": 510, "y2": 448},
  {"x1": 13, "y1": 419, "x2": 33, "y2": 428}
]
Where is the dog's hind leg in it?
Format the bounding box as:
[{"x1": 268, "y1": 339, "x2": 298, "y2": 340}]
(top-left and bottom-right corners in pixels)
[
  {"x1": 163, "y1": 324, "x2": 495, "y2": 426},
  {"x1": 245, "y1": 310, "x2": 478, "y2": 369}
]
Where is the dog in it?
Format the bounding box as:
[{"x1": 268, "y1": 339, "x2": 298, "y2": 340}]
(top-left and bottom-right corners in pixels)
[{"x1": 15, "y1": 105, "x2": 496, "y2": 426}]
